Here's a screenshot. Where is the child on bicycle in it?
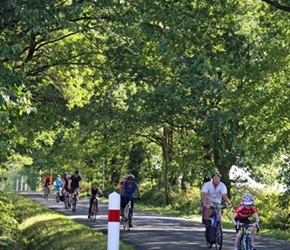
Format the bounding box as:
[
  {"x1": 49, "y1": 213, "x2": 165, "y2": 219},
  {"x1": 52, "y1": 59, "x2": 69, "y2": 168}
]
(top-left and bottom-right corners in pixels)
[
  {"x1": 87, "y1": 179, "x2": 103, "y2": 219},
  {"x1": 231, "y1": 193, "x2": 260, "y2": 250},
  {"x1": 54, "y1": 175, "x2": 63, "y2": 202}
]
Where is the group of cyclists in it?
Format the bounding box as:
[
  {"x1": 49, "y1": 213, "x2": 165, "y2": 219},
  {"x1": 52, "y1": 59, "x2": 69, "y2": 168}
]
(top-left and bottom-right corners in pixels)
[
  {"x1": 202, "y1": 171, "x2": 260, "y2": 250},
  {"x1": 43, "y1": 170, "x2": 82, "y2": 209},
  {"x1": 43, "y1": 170, "x2": 259, "y2": 249},
  {"x1": 42, "y1": 171, "x2": 141, "y2": 227}
]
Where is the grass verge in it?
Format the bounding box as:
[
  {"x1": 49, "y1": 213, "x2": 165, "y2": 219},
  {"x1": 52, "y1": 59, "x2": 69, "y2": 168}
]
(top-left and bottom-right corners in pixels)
[{"x1": 7, "y1": 192, "x2": 134, "y2": 250}]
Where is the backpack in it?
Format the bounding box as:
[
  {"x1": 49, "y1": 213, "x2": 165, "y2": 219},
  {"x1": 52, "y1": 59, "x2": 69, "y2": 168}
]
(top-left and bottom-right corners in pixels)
[{"x1": 206, "y1": 225, "x2": 216, "y2": 244}]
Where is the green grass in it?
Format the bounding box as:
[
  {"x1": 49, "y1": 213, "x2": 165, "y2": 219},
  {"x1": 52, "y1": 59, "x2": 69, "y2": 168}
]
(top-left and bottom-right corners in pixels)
[
  {"x1": 7, "y1": 192, "x2": 134, "y2": 250},
  {"x1": 135, "y1": 203, "x2": 290, "y2": 242}
]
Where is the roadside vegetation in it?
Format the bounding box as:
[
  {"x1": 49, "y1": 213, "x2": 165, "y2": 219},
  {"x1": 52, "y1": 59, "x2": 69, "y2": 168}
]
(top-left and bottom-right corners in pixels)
[
  {"x1": 138, "y1": 182, "x2": 290, "y2": 242},
  {"x1": 1, "y1": 192, "x2": 133, "y2": 250}
]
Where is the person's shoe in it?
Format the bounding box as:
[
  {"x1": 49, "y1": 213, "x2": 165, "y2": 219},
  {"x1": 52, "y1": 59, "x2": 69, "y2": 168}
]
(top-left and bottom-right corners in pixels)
[
  {"x1": 88, "y1": 215, "x2": 91, "y2": 219},
  {"x1": 129, "y1": 224, "x2": 133, "y2": 228}
]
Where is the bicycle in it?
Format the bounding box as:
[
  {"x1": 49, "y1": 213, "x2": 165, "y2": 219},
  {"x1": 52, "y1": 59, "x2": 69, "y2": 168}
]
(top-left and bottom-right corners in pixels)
[
  {"x1": 90, "y1": 195, "x2": 101, "y2": 222},
  {"x1": 63, "y1": 190, "x2": 69, "y2": 209},
  {"x1": 236, "y1": 222, "x2": 260, "y2": 250},
  {"x1": 43, "y1": 185, "x2": 50, "y2": 200},
  {"x1": 121, "y1": 198, "x2": 135, "y2": 231},
  {"x1": 204, "y1": 205, "x2": 226, "y2": 250},
  {"x1": 72, "y1": 191, "x2": 78, "y2": 213}
]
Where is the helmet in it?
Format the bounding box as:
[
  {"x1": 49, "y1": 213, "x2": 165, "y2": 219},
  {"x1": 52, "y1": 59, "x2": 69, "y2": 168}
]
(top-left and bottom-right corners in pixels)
[
  {"x1": 74, "y1": 170, "x2": 79, "y2": 175},
  {"x1": 128, "y1": 174, "x2": 135, "y2": 180},
  {"x1": 242, "y1": 193, "x2": 255, "y2": 205},
  {"x1": 124, "y1": 174, "x2": 129, "y2": 179},
  {"x1": 92, "y1": 179, "x2": 98, "y2": 184},
  {"x1": 212, "y1": 171, "x2": 221, "y2": 178}
]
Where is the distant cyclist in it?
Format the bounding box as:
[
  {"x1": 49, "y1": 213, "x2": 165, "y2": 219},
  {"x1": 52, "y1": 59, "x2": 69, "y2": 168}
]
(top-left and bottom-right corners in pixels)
[
  {"x1": 68, "y1": 170, "x2": 82, "y2": 206},
  {"x1": 54, "y1": 175, "x2": 63, "y2": 202},
  {"x1": 43, "y1": 173, "x2": 52, "y2": 198},
  {"x1": 231, "y1": 193, "x2": 260, "y2": 250},
  {"x1": 87, "y1": 179, "x2": 103, "y2": 219},
  {"x1": 120, "y1": 174, "x2": 141, "y2": 228},
  {"x1": 62, "y1": 173, "x2": 71, "y2": 208},
  {"x1": 119, "y1": 174, "x2": 129, "y2": 192}
]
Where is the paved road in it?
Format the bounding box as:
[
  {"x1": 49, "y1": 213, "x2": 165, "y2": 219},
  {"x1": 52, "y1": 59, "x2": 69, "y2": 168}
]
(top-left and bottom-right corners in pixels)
[{"x1": 19, "y1": 191, "x2": 290, "y2": 250}]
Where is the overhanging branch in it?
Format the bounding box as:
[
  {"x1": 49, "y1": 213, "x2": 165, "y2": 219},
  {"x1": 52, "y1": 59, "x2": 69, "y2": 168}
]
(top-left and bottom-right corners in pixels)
[{"x1": 261, "y1": 0, "x2": 290, "y2": 12}]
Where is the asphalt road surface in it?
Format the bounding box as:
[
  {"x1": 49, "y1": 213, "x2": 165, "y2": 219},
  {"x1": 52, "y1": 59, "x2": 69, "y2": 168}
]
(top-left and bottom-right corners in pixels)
[{"x1": 19, "y1": 191, "x2": 290, "y2": 250}]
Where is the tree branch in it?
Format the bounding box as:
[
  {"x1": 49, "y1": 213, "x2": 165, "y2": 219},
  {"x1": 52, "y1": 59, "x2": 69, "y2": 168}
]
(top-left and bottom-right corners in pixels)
[{"x1": 261, "y1": 0, "x2": 290, "y2": 12}]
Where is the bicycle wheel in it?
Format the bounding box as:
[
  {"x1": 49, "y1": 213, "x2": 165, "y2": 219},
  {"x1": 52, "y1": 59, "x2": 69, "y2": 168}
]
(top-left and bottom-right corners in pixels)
[
  {"x1": 244, "y1": 236, "x2": 251, "y2": 250},
  {"x1": 123, "y1": 206, "x2": 129, "y2": 230},
  {"x1": 45, "y1": 188, "x2": 49, "y2": 200},
  {"x1": 215, "y1": 222, "x2": 223, "y2": 250},
  {"x1": 72, "y1": 195, "x2": 77, "y2": 212},
  {"x1": 91, "y1": 202, "x2": 97, "y2": 222},
  {"x1": 64, "y1": 195, "x2": 68, "y2": 209}
]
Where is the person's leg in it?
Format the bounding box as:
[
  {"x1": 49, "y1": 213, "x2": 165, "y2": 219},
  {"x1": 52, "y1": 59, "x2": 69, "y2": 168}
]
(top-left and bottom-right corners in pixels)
[
  {"x1": 69, "y1": 188, "x2": 74, "y2": 206},
  {"x1": 234, "y1": 220, "x2": 242, "y2": 249},
  {"x1": 250, "y1": 226, "x2": 256, "y2": 248},
  {"x1": 120, "y1": 197, "x2": 126, "y2": 216},
  {"x1": 204, "y1": 199, "x2": 214, "y2": 220}
]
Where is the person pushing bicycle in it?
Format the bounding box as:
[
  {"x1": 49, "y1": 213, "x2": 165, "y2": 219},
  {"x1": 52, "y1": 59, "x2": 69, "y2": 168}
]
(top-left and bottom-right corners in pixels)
[
  {"x1": 201, "y1": 171, "x2": 232, "y2": 224},
  {"x1": 120, "y1": 174, "x2": 141, "y2": 228},
  {"x1": 231, "y1": 193, "x2": 260, "y2": 250},
  {"x1": 87, "y1": 179, "x2": 103, "y2": 219}
]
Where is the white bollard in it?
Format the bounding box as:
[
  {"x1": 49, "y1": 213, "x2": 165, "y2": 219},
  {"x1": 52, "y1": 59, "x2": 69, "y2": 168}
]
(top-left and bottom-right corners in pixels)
[{"x1": 107, "y1": 191, "x2": 120, "y2": 250}]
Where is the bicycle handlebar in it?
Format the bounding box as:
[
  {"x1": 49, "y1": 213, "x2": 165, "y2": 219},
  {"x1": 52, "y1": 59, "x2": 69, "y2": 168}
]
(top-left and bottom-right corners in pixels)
[
  {"x1": 236, "y1": 222, "x2": 260, "y2": 233},
  {"x1": 209, "y1": 205, "x2": 227, "y2": 209}
]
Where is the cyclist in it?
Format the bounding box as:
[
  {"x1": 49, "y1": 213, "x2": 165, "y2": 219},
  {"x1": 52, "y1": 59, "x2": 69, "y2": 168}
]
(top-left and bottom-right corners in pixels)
[
  {"x1": 87, "y1": 179, "x2": 103, "y2": 219},
  {"x1": 119, "y1": 174, "x2": 129, "y2": 192},
  {"x1": 54, "y1": 175, "x2": 63, "y2": 202},
  {"x1": 201, "y1": 171, "x2": 232, "y2": 222},
  {"x1": 231, "y1": 193, "x2": 260, "y2": 250},
  {"x1": 68, "y1": 170, "x2": 82, "y2": 206},
  {"x1": 62, "y1": 173, "x2": 71, "y2": 206},
  {"x1": 43, "y1": 173, "x2": 52, "y2": 198},
  {"x1": 120, "y1": 174, "x2": 141, "y2": 228}
]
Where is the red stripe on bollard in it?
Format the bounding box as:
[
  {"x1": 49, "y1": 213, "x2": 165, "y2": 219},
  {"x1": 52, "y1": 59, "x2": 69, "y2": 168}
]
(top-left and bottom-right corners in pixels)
[{"x1": 108, "y1": 209, "x2": 120, "y2": 222}]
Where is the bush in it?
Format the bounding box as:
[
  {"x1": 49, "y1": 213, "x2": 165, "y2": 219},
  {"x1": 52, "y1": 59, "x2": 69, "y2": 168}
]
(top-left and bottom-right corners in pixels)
[{"x1": 0, "y1": 192, "x2": 22, "y2": 249}]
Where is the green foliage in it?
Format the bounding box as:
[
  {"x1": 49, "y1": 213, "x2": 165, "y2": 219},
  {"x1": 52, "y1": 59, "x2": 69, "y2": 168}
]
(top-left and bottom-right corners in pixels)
[
  {"x1": 0, "y1": 192, "x2": 20, "y2": 249},
  {"x1": 1, "y1": 0, "x2": 290, "y2": 233}
]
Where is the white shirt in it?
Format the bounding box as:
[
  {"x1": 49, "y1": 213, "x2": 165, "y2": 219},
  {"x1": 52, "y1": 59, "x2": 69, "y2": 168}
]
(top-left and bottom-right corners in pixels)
[{"x1": 201, "y1": 181, "x2": 227, "y2": 203}]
